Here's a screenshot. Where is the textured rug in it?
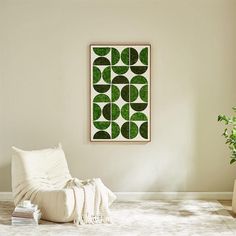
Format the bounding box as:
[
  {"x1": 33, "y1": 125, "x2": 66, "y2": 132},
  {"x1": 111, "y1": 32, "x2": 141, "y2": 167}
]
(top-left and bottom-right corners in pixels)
[{"x1": 0, "y1": 200, "x2": 236, "y2": 236}]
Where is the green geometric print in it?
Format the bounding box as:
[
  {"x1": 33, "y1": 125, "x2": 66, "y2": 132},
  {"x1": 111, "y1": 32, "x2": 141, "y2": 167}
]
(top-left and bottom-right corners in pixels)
[{"x1": 91, "y1": 45, "x2": 150, "y2": 141}]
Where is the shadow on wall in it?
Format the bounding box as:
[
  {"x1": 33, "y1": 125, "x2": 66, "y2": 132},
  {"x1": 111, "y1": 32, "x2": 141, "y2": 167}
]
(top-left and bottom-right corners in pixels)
[{"x1": 0, "y1": 163, "x2": 11, "y2": 192}]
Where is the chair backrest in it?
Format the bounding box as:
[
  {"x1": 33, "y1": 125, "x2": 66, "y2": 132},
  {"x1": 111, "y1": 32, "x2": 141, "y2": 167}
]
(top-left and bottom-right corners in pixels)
[{"x1": 11, "y1": 144, "x2": 72, "y2": 193}]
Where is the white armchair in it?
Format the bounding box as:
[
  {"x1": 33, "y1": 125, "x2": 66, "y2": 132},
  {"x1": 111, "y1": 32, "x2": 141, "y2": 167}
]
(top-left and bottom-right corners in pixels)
[{"x1": 11, "y1": 145, "x2": 76, "y2": 222}]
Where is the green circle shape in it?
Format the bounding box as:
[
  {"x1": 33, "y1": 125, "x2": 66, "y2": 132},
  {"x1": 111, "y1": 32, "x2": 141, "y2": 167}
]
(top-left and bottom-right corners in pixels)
[
  {"x1": 140, "y1": 47, "x2": 148, "y2": 65},
  {"x1": 140, "y1": 85, "x2": 148, "y2": 102},
  {"x1": 112, "y1": 85, "x2": 120, "y2": 102},
  {"x1": 121, "y1": 85, "x2": 138, "y2": 102},
  {"x1": 93, "y1": 47, "x2": 110, "y2": 56},
  {"x1": 93, "y1": 66, "x2": 101, "y2": 84},
  {"x1": 121, "y1": 122, "x2": 138, "y2": 139},
  {"x1": 112, "y1": 122, "x2": 120, "y2": 139},
  {"x1": 93, "y1": 103, "x2": 101, "y2": 120},
  {"x1": 102, "y1": 103, "x2": 120, "y2": 120},
  {"x1": 121, "y1": 48, "x2": 129, "y2": 65},
  {"x1": 121, "y1": 103, "x2": 129, "y2": 120},
  {"x1": 112, "y1": 48, "x2": 120, "y2": 65}
]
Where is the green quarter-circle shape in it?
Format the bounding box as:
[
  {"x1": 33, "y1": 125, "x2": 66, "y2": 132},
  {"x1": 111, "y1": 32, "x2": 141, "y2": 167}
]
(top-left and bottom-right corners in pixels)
[
  {"x1": 121, "y1": 122, "x2": 138, "y2": 139},
  {"x1": 140, "y1": 122, "x2": 148, "y2": 139},
  {"x1": 93, "y1": 85, "x2": 110, "y2": 93},
  {"x1": 131, "y1": 112, "x2": 147, "y2": 121},
  {"x1": 102, "y1": 66, "x2": 111, "y2": 83},
  {"x1": 130, "y1": 103, "x2": 148, "y2": 111},
  {"x1": 121, "y1": 48, "x2": 129, "y2": 65},
  {"x1": 121, "y1": 85, "x2": 138, "y2": 102},
  {"x1": 121, "y1": 103, "x2": 129, "y2": 120},
  {"x1": 112, "y1": 66, "x2": 129, "y2": 75},
  {"x1": 112, "y1": 122, "x2": 120, "y2": 139},
  {"x1": 102, "y1": 103, "x2": 120, "y2": 120},
  {"x1": 93, "y1": 47, "x2": 110, "y2": 56},
  {"x1": 93, "y1": 131, "x2": 111, "y2": 139},
  {"x1": 130, "y1": 48, "x2": 139, "y2": 65},
  {"x1": 140, "y1": 47, "x2": 148, "y2": 65},
  {"x1": 93, "y1": 57, "x2": 110, "y2": 65},
  {"x1": 130, "y1": 66, "x2": 148, "y2": 74},
  {"x1": 131, "y1": 75, "x2": 147, "y2": 84},
  {"x1": 112, "y1": 85, "x2": 120, "y2": 102},
  {"x1": 112, "y1": 48, "x2": 120, "y2": 65},
  {"x1": 93, "y1": 103, "x2": 101, "y2": 120},
  {"x1": 140, "y1": 85, "x2": 148, "y2": 102},
  {"x1": 93, "y1": 66, "x2": 101, "y2": 84},
  {"x1": 94, "y1": 121, "x2": 110, "y2": 130},
  {"x1": 93, "y1": 94, "x2": 110, "y2": 103}
]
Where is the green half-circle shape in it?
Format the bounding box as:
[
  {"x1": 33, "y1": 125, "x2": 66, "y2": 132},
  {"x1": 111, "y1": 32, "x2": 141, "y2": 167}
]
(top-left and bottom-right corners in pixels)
[
  {"x1": 140, "y1": 85, "x2": 148, "y2": 102},
  {"x1": 93, "y1": 103, "x2": 101, "y2": 120},
  {"x1": 121, "y1": 48, "x2": 129, "y2": 65},
  {"x1": 112, "y1": 48, "x2": 120, "y2": 65},
  {"x1": 130, "y1": 66, "x2": 148, "y2": 74},
  {"x1": 121, "y1": 104, "x2": 129, "y2": 120},
  {"x1": 93, "y1": 94, "x2": 110, "y2": 103},
  {"x1": 93, "y1": 85, "x2": 110, "y2": 93},
  {"x1": 94, "y1": 121, "x2": 110, "y2": 130},
  {"x1": 112, "y1": 103, "x2": 120, "y2": 120},
  {"x1": 140, "y1": 122, "x2": 148, "y2": 139},
  {"x1": 131, "y1": 75, "x2": 147, "y2": 84},
  {"x1": 103, "y1": 103, "x2": 111, "y2": 120},
  {"x1": 112, "y1": 66, "x2": 129, "y2": 74},
  {"x1": 112, "y1": 76, "x2": 129, "y2": 84},
  {"x1": 112, "y1": 85, "x2": 120, "y2": 102},
  {"x1": 131, "y1": 103, "x2": 148, "y2": 111},
  {"x1": 112, "y1": 122, "x2": 120, "y2": 139},
  {"x1": 102, "y1": 66, "x2": 111, "y2": 83},
  {"x1": 130, "y1": 48, "x2": 138, "y2": 65},
  {"x1": 131, "y1": 112, "x2": 148, "y2": 121},
  {"x1": 93, "y1": 66, "x2": 101, "y2": 84},
  {"x1": 93, "y1": 47, "x2": 110, "y2": 56},
  {"x1": 94, "y1": 57, "x2": 110, "y2": 65},
  {"x1": 93, "y1": 131, "x2": 111, "y2": 139},
  {"x1": 140, "y1": 47, "x2": 148, "y2": 65}
]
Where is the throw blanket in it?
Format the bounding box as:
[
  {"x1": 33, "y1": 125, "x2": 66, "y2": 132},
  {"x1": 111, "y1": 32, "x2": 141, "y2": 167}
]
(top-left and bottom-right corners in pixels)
[{"x1": 66, "y1": 178, "x2": 116, "y2": 225}]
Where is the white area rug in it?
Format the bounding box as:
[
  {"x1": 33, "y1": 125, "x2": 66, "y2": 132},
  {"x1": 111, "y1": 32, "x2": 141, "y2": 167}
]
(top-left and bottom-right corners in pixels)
[{"x1": 0, "y1": 200, "x2": 236, "y2": 236}]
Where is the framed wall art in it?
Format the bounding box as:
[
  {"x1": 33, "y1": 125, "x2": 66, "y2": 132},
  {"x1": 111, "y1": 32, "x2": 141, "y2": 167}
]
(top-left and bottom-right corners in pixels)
[{"x1": 90, "y1": 44, "x2": 151, "y2": 142}]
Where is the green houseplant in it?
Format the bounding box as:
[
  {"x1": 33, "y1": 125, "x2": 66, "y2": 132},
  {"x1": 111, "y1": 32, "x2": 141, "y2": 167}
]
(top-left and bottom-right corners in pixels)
[{"x1": 218, "y1": 107, "x2": 236, "y2": 164}]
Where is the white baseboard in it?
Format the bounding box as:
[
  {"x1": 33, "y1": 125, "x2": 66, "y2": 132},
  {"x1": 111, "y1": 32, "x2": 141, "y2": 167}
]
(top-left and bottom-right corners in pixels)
[
  {"x1": 0, "y1": 192, "x2": 13, "y2": 201},
  {"x1": 0, "y1": 192, "x2": 232, "y2": 201},
  {"x1": 115, "y1": 192, "x2": 233, "y2": 201}
]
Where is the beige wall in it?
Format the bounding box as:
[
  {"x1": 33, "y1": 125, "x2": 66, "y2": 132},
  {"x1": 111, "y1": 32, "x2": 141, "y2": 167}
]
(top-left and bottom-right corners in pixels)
[{"x1": 0, "y1": 0, "x2": 236, "y2": 192}]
